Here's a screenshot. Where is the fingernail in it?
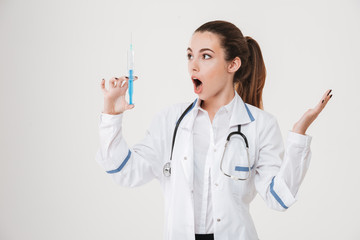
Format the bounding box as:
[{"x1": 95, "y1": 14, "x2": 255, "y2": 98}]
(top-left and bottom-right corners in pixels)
[
  {"x1": 322, "y1": 99, "x2": 324, "y2": 103},
  {"x1": 327, "y1": 89, "x2": 332, "y2": 96},
  {"x1": 330, "y1": 94, "x2": 332, "y2": 98}
]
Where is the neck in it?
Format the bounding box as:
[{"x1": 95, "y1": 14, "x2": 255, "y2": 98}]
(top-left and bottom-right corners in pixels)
[{"x1": 201, "y1": 86, "x2": 235, "y2": 115}]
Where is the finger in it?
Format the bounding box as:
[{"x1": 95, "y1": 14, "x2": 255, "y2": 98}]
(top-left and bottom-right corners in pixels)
[
  {"x1": 120, "y1": 80, "x2": 128, "y2": 88},
  {"x1": 321, "y1": 89, "x2": 332, "y2": 104},
  {"x1": 126, "y1": 104, "x2": 135, "y2": 110},
  {"x1": 100, "y1": 78, "x2": 108, "y2": 93},
  {"x1": 112, "y1": 76, "x2": 129, "y2": 82},
  {"x1": 112, "y1": 77, "x2": 123, "y2": 88},
  {"x1": 312, "y1": 90, "x2": 328, "y2": 113},
  {"x1": 315, "y1": 89, "x2": 332, "y2": 114},
  {"x1": 115, "y1": 77, "x2": 123, "y2": 88},
  {"x1": 109, "y1": 78, "x2": 116, "y2": 88},
  {"x1": 120, "y1": 79, "x2": 128, "y2": 88},
  {"x1": 326, "y1": 89, "x2": 332, "y2": 96},
  {"x1": 125, "y1": 76, "x2": 139, "y2": 81},
  {"x1": 323, "y1": 93, "x2": 333, "y2": 106},
  {"x1": 115, "y1": 77, "x2": 122, "y2": 88}
]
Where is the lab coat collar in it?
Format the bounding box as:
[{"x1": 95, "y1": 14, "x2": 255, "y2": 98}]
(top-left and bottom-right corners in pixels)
[
  {"x1": 193, "y1": 91, "x2": 236, "y2": 115},
  {"x1": 229, "y1": 90, "x2": 255, "y2": 127},
  {"x1": 179, "y1": 90, "x2": 255, "y2": 131}
]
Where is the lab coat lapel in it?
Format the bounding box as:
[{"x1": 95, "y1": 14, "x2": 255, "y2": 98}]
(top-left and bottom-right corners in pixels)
[
  {"x1": 227, "y1": 92, "x2": 257, "y2": 171},
  {"x1": 229, "y1": 91, "x2": 255, "y2": 127}
]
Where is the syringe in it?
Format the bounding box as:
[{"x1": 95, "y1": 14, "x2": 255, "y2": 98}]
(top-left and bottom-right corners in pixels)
[{"x1": 127, "y1": 36, "x2": 134, "y2": 105}]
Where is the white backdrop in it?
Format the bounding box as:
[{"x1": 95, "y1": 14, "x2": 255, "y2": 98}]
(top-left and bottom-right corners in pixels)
[{"x1": 1, "y1": 0, "x2": 359, "y2": 239}]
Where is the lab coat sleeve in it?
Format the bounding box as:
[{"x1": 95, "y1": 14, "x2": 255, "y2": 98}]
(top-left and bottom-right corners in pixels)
[
  {"x1": 254, "y1": 115, "x2": 312, "y2": 211},
  {"x1": 95, "y1": 111, "x2": 164, "y2": 187}
]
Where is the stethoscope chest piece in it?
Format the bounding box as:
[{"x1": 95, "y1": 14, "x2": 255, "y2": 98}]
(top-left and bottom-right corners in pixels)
[{"x1": 163, "y1": 162, "x2": 171, "y2": 177}]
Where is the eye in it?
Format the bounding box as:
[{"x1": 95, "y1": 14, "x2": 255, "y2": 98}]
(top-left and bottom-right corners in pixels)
[
  {"x1": 187, "y1": 53, "x2": 193, "y2": 60},
  {"x1": 203, "y1": 54, "x2": 211, "y2": 60}
]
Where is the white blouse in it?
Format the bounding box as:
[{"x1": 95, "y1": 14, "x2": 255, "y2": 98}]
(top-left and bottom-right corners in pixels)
[{"x1": 193, "y1": 95, "x2": 236, "y2": 234}]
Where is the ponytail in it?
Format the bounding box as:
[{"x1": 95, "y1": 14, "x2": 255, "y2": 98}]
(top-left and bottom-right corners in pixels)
[{"x1": 235, "y1": 36, "x2": 266, "y2": 110}]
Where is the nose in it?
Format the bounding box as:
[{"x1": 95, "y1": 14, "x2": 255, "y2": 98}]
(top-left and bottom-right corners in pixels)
[{"x1": 189, "y1": 58, "x2": 199, "y2": 73}]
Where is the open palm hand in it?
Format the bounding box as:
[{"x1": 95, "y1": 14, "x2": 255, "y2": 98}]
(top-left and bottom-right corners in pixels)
[{"x1": 292, "y1": 89, "x2": 333, "y2": 135}]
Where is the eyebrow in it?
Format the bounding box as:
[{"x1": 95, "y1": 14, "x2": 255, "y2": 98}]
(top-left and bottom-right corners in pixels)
[{"x1": 187, "y1": 47, "x2": 215, "y2": 53}]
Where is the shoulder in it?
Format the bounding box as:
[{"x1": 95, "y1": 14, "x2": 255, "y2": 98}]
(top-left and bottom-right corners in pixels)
[
  {"x1": 244, "y1": 104, "x2": 282, "y2": 145},
  {"x1": 244, "y1": 103, "x2": 278, "y2": 125},
  {"x1": 151, "y1": 100, "x2": 195, "y2": 126}
]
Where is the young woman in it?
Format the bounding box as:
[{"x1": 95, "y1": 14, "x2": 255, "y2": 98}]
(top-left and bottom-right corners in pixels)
[{"x1": 96, "y1": 20, "x2": 332, "y2": 240}]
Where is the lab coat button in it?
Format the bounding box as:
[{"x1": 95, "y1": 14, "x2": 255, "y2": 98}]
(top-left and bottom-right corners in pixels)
[
  {"x1": 214, "y1": 148, "x2": 216, "y2": 152},
  {"x1": 184, "y1": 156, "x2": 187, "y2": 160},
  {"x1": 217, "y1": 218, "x2": 221, "y2": 222},
  {"x1": 215, "y1": 183, "x2": 218, "y2": 186}
]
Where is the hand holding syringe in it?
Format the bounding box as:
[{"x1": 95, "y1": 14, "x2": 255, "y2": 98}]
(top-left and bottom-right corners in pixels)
[
  {"x1": 100, "y1": 38, "x2": 138, "y2": 115},
  {"x1": 100, "y1": 74, "x2": 138, "y2": 115},
  {"x1": 100, "y1": 38, "x2": 137, "y2": 115}
]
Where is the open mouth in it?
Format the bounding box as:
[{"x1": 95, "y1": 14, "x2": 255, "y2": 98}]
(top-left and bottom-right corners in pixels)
[
  {"x1": 192, "y1": 77, "x2": 203, "y2": 94},
  {"x1": 192, "y1": 78, "x2": 202, "y2": 87}
]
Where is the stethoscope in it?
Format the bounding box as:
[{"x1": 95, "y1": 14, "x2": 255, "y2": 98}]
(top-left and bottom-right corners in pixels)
[{"x1": 163, "y1": 100, "x2": 251, "y2": 181}]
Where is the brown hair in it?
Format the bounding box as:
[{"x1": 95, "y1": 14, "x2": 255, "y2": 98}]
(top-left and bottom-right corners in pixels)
[{"x1": 194, "y1": 20, "x2": 266, "y2": 109}]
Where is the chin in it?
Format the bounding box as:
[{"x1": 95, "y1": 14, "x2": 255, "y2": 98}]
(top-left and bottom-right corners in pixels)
[
  {"x1": 197, "y1": 91, "x2": 214, "y2": 101},
  {"x1": 196, "y1": 93, "x2": 205, "y2": 99}
]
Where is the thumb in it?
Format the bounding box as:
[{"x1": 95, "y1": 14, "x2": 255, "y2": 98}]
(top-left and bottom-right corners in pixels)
[
  {"x1": 127, "y1": 104, "x2": 135, "y2": 110},
  {"x1": 100, "y1": 78, "x2": 108, "y2": 94}
]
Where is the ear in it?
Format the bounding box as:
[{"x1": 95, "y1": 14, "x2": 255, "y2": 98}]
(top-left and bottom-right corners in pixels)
[{"x1": 227, "y1": 57, "x2": 241, "y2": 73}]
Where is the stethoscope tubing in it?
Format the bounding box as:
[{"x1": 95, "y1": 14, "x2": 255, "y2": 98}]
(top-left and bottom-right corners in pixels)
[{"x1": 164, "y1": 101, "x2": 251, "y2": 181}]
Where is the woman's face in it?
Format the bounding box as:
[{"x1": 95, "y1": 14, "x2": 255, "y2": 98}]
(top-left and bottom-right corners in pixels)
[{"x1": 187, "y1": 31, "x2": 233, "y2": 100}]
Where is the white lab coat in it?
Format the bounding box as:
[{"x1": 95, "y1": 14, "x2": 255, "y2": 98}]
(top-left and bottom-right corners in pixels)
[{"x1": 96, "y1": 91, "x2": 312, "y2": 240}]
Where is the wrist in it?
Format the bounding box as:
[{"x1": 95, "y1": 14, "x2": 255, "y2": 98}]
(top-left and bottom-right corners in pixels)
[
  {"x1": 103, "y1": 104, "x2": 119, "y2": 115},
  {"x1": 292, "y1": 125, "x2": 306, "y2": 135}
]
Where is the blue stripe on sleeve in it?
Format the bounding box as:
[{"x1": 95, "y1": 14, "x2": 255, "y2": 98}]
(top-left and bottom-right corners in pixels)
[
  {"x1": 270, "y1": 176, "x2": 288, "y2": 209},
  {"x1": 106, "y1": 150, "x2": 131, "y2": 174}
]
